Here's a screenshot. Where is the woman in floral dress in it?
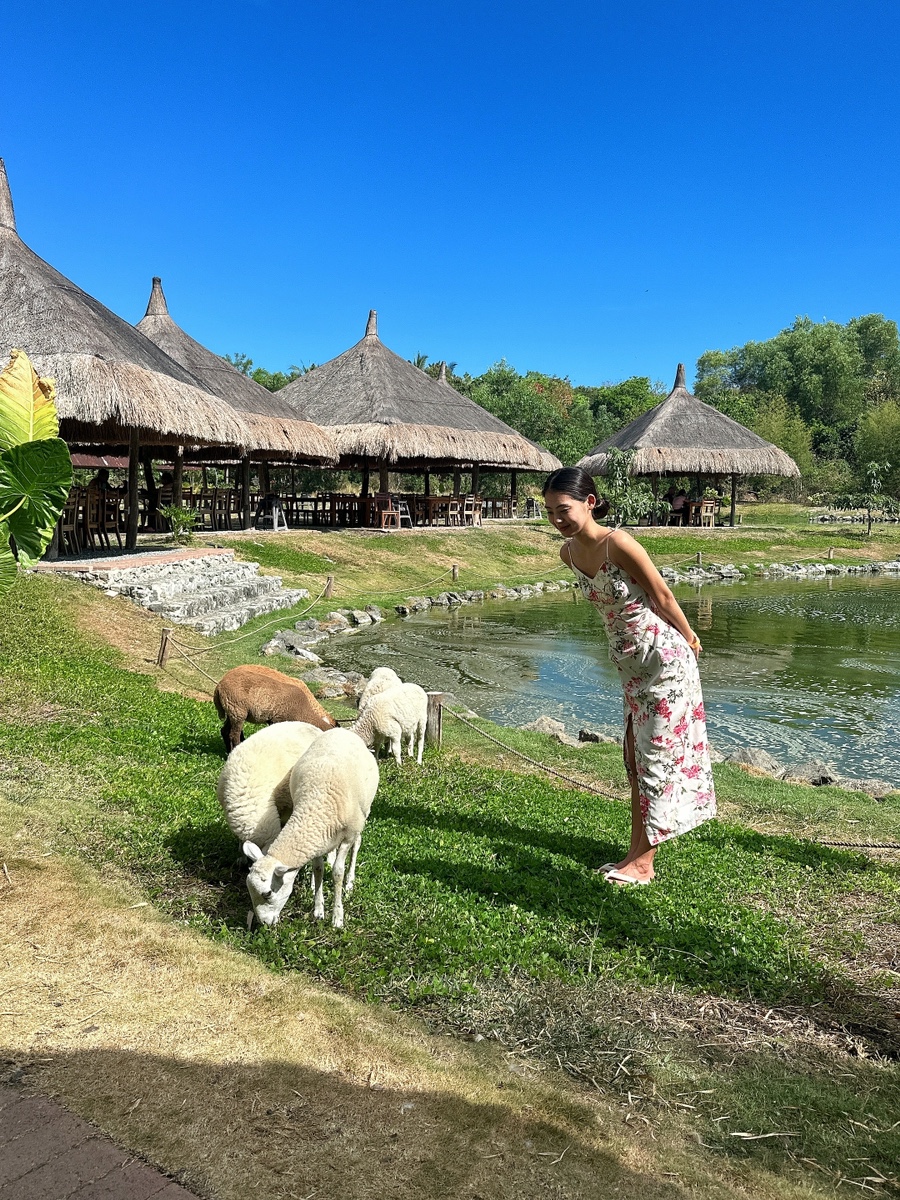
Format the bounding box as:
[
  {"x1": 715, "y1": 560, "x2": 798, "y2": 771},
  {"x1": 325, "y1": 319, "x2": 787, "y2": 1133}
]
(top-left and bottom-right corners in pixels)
[{"x1": 543, "y1": 467, "x2": 716, "y2": 885}]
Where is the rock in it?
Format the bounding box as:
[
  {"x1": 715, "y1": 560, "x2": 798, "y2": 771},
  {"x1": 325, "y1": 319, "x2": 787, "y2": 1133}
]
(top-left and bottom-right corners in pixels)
[
  {"x1": 445, "y1": 591, "x2": 465, "y2": 605},
  {"x1": 834, "y1": 778, "x2": 896, "y2": 800},
  {"x1": 726, "y1": 747, "x2": 783, "y2": 776},
  {"x1": 782, "y1": 759, "x2": 838, "y2": 786},
  {"x1": 520, "y1": 716, "x2": 581, "y2": 747},
  {"x1": 708, "y1": 746, "x2": 726, "y2": 764},
  {"x1": 431, "y1": 592, "x2": 451, "y2": 606},
  {"x1": 349, "y1": 609, "x2": 372, "y2": 625},
  {"x1": 289, "y1": 628, "x2": 330, "y2": 647},
  {"x1": 395, "y1": 604, "x2": 411, "y2": 617},
  {"x1": 320, "y1": 611, "x2": 351, "y2": 632},
  {"x1": 405, "y1": 596, "x2": 432, "y2": 611},
  {"x1": 578, "y1": 728, "x2": 617, "y2": 745},
  {"x1": 365, "y1": 605, "x2": 384, "y2": 622},
  {"x1": 303, "y1": 666, "x2": 356, "y2": 699},
  {"x1": 260, "y1": 634, "x2": 323, "y2": 664},
  {"x1": 294, "y1": 617, "x2": 320, "y2": 632}
]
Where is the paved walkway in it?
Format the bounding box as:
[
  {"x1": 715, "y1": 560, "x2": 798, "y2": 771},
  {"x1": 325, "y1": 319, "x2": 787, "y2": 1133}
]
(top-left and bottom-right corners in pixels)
[{"x1": 0, "y1": 1085, "x2": 198, "y2": 1199}]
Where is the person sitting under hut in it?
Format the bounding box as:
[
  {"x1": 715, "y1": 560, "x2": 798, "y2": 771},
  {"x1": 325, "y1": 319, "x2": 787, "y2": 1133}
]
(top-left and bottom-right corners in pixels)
[{"x1": 670, "y1": 489, "x2": 688, "y2": 524}]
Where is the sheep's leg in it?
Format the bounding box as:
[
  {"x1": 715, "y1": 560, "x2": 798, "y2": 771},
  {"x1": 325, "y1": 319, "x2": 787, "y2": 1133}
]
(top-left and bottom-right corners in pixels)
[
  {"x1": 221, "y1": 721, "x2": 236, "y2": 754},
  {"x1": 416, "y1": 719, "x2": 425, "y2": 765},
  {"x1": 330, "y1": 841, "x2": 352, "y2": 928},
  {"x1": 391, "y1": 734, "x2": 402, "y2": 767},
  {"x1": 311, "y1": 857, "x2": 326, "y2": 921},
  {"x1": 344, "y1": 833, "x2": 362, "y2": 894}
]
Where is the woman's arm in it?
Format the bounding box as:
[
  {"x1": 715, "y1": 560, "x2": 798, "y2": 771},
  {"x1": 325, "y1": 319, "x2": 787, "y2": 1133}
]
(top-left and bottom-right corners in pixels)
[{"x1": 607, "y1": 531, "x2": 701, "y2": 654}]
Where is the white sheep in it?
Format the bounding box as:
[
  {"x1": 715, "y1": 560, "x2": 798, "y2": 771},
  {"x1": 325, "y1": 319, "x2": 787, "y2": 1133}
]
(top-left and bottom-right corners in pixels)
[
  {"x1": 216, "y1": 721, "x2": 325, "y2": 853},
  {"x1": 357, "y1": 666, "x2": 403, "y2": 711},
  {"x1": 244, "y1": 727, "x2": 380, "y2": 929},
  {"x1": 352, "y1": 682, "x2": 428, "y2": 766}
]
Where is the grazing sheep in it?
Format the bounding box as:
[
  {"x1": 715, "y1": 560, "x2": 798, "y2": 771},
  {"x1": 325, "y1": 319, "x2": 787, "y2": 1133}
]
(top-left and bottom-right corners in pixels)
[
  {"x1": 244, "y1": 727, "x2": 379, "y2": 929},
  {"x1": 352, "y1": 682, "x2": 428, "y2": 766},
  {"x1": 215, "y1": 721, "x2": 325, "y2": 854},
  {"x1": 357, "y1": 666, "x2": 403, "y2": 711},
  {"x1": 214, "y1": 664, "x2": 337, "y2": 753}
]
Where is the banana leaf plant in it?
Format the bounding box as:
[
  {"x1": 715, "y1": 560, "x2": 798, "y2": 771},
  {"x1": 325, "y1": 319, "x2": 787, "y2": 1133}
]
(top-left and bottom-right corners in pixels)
[{"x1": 0, "y1": 349, "x2": 73, "y2": 592}]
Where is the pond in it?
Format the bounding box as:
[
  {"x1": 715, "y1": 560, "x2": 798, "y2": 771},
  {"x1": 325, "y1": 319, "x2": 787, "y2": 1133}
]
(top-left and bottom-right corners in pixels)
[{"x1": 321, "y1": 575, "x2": 900, "y2": 787}]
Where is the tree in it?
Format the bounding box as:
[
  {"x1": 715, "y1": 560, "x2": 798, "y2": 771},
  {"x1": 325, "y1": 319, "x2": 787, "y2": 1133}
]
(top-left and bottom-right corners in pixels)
[
  {"x1": 224, "y1": 352, "x2": 253, "y2": 376},
  {"x1": 751, "y1": 394, "x2": 815, "y2": 478},
  {"x1": 574, "y1": 376, "x2": 663, "y2": 441},
  {"x1": 835, "y1": 461, "x2": 894, "y2": 535},
  {"x1": 855, "y1": 400, "x2": 900, "y2": 495}
]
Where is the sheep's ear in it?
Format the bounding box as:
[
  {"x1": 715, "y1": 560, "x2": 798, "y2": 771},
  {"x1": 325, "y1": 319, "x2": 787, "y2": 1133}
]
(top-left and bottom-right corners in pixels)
[
  {"x1": 272, "y1": 863, "x2": 299, "y2": 882},
  {"x1": 243, "y1": 841, "x2": 264, "y2": 862}
]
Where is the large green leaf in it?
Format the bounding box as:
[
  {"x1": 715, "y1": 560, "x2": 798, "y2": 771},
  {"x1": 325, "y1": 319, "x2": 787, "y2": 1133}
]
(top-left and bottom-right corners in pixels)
[
  {"x1": 0, "y1": 531, "x2": 17, "y2": 596},
  {"x1": 0, "y1": 438, "x2": 73, "y2": 566},
  {"x1": 0, "y1": 349, "x2": 58, "y2": 451}
]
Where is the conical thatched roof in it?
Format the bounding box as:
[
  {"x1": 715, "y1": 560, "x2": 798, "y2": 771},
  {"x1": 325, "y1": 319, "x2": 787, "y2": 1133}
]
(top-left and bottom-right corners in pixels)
[
  {"x1": 278, "y1": 311, "x2": 560, "y2": 471},
  {"x1": 0, "y1": 159, "x2": 248, "y2": 449},
  {"x1": 136, "y1": 278, "x2": 337, "y2": 462},
  {"x1": 578, "y1": 364, "x2": 800, "y2": 477}
]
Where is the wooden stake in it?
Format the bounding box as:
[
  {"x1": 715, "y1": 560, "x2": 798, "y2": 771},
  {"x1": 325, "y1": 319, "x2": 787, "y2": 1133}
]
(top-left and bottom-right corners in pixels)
[
  {"x1": 696, "y1": 551, "x2": 703, "y2": 566},
  {"x1": 157, "y1": 627, "x2": 173, "y2": 667},
  {"x1": 125, "y1": 428, "x2": 140, "y2": 552},
  {"x1": 426, "y1": 692, "x2": 445, "y2": 747},
  {"x1": 241, "y1": 455, "x2": 252, "y2": 530},
  {"x1": 324, "y1": 574, "x2": 334, "y2": 599},
  {"x1": 451, "y1": 564, "x2": 459, "y2": 582}
]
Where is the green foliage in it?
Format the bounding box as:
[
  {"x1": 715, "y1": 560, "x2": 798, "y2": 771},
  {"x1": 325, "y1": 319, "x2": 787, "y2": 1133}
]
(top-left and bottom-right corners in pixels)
[
  {"x1": 856, "y1": 399, "x2": 900, "y2": 496},
  {"x1": 696, "y1": 314, "x2": 900, "y2": 491},
  {"x1": 222, "y1": 352, "x2": 312, "y2": 392},
  {"x1": 835, "y1": 460, "x2": 895, "y2": 534},
  {"x1": 573, "y1": 376, "x2": 664, "y2": 439},
  {"x1": 158, "y1": 503, "x2": 198, "y2": 545},
  {"x1": 603, "y1": 448, "x2": 658, "y2": 525}
]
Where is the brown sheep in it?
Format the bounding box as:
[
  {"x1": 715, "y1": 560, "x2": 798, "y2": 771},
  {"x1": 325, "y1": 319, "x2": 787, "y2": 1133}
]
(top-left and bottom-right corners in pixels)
[{"x1": 213, "y1": 664, "x2": 337, "y2": 753}]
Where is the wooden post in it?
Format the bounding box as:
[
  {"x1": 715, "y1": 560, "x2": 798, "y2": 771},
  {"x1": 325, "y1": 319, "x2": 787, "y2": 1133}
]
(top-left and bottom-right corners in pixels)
[
  {"x1": 173, "y1": 446, "x2": 184, "y2": 506},
  {"x1": 696, "y1": 551, "x2": 703, "y2": 566},
  {"x1": 453, "y1": 468, "x2": 461, "y2": 496},
  {"x1": 650, "y1": 473, "x2": 659, "y2": 526},
  {"x1": 426, "y1": 692, "x2": 445, "y2": 747},
  {"x1": 424, "y1": 469, "x2": 431, "y2": 497},
  {"x1": 471, "y1": 463, "x2": 480, "y2": 495},
  {"x1": 157, "y1": 627, "x2": 173, "y2": 667},
  {"x1": 510, "y1": 470, "x2": 518, "y2": 502},
  {"x1": 379, "y1": 464, "x2": 390, "y2": 493},
  {"x1": 730, "y1": 473, "x2": 737, "y2": 528},
  {"x1": 125, "y1": 428, "x2": 140, "y2": 552},
  {"x1": 827, "y1": 546, "x2": 834, "y2": 559},
  {"x1": 361, "y1": 458, "x2": 370, "y2": 498},
  {"x1": 451, "y1": 564, "x2": 459, "y2": 582},
  {"x1": 325, "y1": 574, "x2": 334, "y2": 599},
  {"x1": 241, "y1": 455, "x2": 252, "y2": 530}
]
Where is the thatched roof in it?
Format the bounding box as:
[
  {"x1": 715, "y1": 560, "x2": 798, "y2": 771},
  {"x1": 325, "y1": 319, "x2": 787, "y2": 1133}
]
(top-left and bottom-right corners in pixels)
[
  {"x1": 278, "y1": 311, "x2": 560, "y2": 471},
  {"x1": 136, "y1": 278, "x2": 337, "y2": 462},
  {"x1": 0, "y1": 159, "x2": 248, "y2": 449},
  {"x1": 578, "y1": 364, "x2": 800, "y2": 477}
]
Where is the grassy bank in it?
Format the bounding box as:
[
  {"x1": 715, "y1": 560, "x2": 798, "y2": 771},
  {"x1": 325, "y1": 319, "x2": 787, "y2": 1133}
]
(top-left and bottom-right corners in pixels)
[{"x1": 2, "y1": 570, "x2": 899, "y2": 1197}]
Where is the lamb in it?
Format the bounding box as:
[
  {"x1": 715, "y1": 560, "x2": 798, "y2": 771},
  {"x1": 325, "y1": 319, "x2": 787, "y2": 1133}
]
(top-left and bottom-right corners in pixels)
[
  {"x1": 215, "y1": 721, "x2": 325, "y2": 854},
  {"x1": 352, "y1": 682, "x2": 428, "y2": 766},
  {"x1": 213, "y1": 664, "x2": 337, "y2": 753},
  {"x1": 356, "y1": 666, "x2": 403, "y2": 711},
  {"x1": 244, "y1": 727, "x2": 379, "y2": 929}
]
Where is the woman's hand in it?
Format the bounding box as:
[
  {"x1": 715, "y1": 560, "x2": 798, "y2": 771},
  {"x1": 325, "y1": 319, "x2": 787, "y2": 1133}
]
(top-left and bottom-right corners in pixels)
[{"x1": 687, "y1": 633, "x2": 702, "y2": 660}]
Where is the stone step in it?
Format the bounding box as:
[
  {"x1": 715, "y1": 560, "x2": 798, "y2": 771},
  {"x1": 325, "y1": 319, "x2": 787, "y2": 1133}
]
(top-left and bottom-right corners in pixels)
[
  {"x1": 188, "y1": 589, "x2": 311, "y2": 636},
  {"x1": 146, "y1": 576, "x2": 291, "y2": 621},
  {"x1": 125, "y1": 563, "x2": 262, "y2": 602}
]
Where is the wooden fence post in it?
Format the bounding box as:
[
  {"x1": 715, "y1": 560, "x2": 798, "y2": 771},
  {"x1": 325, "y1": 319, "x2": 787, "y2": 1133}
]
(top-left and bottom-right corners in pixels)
[
  {"x1": 324, "y1": 574, "x2": 334, "y2": 599},
  {"x1": 696, "y1": 551, "x2": 703, "y2": 566},
  {"x1": 451, "y1": 564, "x2": 459, "y2": 582},
  {"x1": 827, "y1": 546, "x2": 834, "y2": 559},
  {"x1": 426, "y1": 692, "x2": 445, "y2": 747},
  {"x1": 157, "y1": 627, "x2": 173, "y2": 668}
]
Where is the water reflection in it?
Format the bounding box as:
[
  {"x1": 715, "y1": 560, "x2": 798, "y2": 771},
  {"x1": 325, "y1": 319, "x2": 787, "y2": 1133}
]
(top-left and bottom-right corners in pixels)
[{"x1": 322, "y1": 576, "x2": 900, "y2": 785}]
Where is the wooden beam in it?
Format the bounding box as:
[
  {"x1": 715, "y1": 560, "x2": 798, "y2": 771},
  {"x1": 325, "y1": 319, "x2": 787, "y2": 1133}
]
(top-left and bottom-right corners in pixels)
[
  {"x1": 125, "y1": 428, "x2": 140, "y2": 552},
  {"x1": 426, "y1": 692, "x2": 445, "y2": 747},
  {"x1": 730, "y1": 473, "x2": 737, "y2": 528},
  {"x1": 471, "y1": 463, "x2": 480, "y2": 495},
  {"x1": 379, "y1": 464, "x2": 390, "y2": 493},
  {"x1": 241, "y1": 455, "x2": 252, "y2": 530},
  {"x1": 172, "y1": 446, "x2": 184, "y2": 506}
]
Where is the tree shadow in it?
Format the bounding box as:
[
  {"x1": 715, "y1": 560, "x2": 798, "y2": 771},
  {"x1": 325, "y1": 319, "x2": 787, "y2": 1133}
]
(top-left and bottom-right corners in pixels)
[{"x1": 6, "y1": 1047, "x2": 685, "y2": 1200}]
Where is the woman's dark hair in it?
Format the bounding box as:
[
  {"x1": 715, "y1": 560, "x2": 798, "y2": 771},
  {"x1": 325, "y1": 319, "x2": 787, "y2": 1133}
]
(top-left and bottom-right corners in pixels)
[{"x1": 542, "y1": 466, "x2": 610, "y2": 520}]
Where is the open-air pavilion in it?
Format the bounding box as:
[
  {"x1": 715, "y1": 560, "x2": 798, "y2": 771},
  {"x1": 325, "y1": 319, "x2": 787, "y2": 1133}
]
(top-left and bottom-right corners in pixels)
[
  {"x1": 577, "y1": 364, "x2": 800, "y2": 526},
  {"x1": 0, "y1": 159, "x2": 337, "y2": 552},
  {"x1": 277, "y1": 311, "x2": 560, "y2": 525}
]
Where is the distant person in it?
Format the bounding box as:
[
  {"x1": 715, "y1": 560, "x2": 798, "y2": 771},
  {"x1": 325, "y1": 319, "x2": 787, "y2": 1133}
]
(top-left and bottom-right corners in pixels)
[
  {"x1": 543, "y1": 466, "x2": 716, "y2": 886},
  {"x1": 89, "y1": 468, "x2": 111, "y2": 491},
  {"x1": 671, "y1": 489, "x2": 688, "y2": 525}
]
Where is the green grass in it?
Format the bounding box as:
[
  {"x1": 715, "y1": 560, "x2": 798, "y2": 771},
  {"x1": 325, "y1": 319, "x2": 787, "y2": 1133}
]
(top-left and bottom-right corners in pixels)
[{"x1": 2, "y1": 571, "x2": 899, "y2": 1192}]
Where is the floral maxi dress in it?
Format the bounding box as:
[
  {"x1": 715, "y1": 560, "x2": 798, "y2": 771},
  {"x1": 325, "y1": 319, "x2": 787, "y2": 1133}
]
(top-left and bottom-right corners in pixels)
[{"x1": 568, "y1": 541, "x2": 717, "y2": 846}]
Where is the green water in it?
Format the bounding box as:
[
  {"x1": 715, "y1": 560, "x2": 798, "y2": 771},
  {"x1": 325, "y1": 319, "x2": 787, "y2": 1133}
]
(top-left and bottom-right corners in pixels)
[{"x1": 322, "y1": 575, "x2": 900, "y2": 787}]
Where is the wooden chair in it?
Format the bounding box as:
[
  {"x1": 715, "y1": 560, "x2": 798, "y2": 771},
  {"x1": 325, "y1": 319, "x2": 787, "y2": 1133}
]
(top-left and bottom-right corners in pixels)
[
  {"x1": 58, "y1": 489, "x2": 82, "y2": 556},
  {"x1": 373, "y1": 493, "x2": 400, "y2": 530},
  {"x1": 82, "y1": 486, "x2": 103, "y2": 549},
  {"x1": 700, "y1": 499, "x2": 717, "y2": 528},
  {"x1": 472, "y1": 497, "x2": 483, "y2": 527},
  {"x1": 197, "y1": 489, "x2": 216, "y2": 531},
  {"x1": 214, "y1": 488, "x2": 232, "y2": 532},
  {"x1": 101, "y1": 492, "x2": 123, "y2": 549},
  {"x1": 462, "y1": 496, "x2": 475, "y2": 526},
  {"x1": 394, "y1": 498, "x2": 413, "y2": 528},
  {"x1": 446, "y1": 498, "x2": 462, "y2": 527}
]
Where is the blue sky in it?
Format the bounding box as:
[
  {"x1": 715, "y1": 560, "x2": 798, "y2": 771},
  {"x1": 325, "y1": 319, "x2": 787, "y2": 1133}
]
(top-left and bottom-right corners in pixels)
[{"x1": 3, "y1": 1, "x2": 899, "y2": 388}]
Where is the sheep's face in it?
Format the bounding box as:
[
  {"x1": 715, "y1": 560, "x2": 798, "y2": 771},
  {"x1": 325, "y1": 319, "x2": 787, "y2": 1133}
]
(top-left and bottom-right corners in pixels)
[{"x1": 243, "y1": 842, "x2": 299, "y2": 926}]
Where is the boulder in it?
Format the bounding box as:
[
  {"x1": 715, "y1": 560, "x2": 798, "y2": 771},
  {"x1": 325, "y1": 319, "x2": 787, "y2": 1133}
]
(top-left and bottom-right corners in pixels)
[
  {"x1": 726, "y1": 747, "x2": 783, "y2": 776},
  {"x1": 320, "y1": 611, "x2": 351, "y2": 632},
  {"x1": 294, "y1": 617, "x2": 320, "y2": 632},
  {"x1": 431, "y1": 592, "x2": 452, "y2": 606},
  {"x1": 395, "y1": 604, "x2": 411, "y2": 617},
  {"x1": 365, "y1": 605, "x2": 384, "y2": 622},
  {"x1": 834, "y1": 778, "x2": 896, "y2": 801},
  {"x1": 782, "y1": 760, "x2": 838, "y2": 786},
  {"x1": 578, "y1": 728, "x2": 618, "y2": 745},
  {"x1": 349, "y1": 609, "x2": 373, "y2": 625},
  {"x1": 520, "y1": 716, "x2": 581, "y2": 747},
  {"x1": 405, "y1": 596, "x2": 432, "y2": 611}
]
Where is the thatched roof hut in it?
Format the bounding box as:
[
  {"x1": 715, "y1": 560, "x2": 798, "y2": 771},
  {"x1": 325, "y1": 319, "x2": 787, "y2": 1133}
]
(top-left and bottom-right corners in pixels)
[
  {"x1": 0, "y1": 159, "x2": 249, "y2": 451},
  {"x1": 578, "y1": 364, "x2": 800, "y2": 479},
  {"x1": 136, "y1": 278, "x2": 337, "y2": 463},
  {"x1": 277, "y1": 311, "x2": 559, "y2": 472}
]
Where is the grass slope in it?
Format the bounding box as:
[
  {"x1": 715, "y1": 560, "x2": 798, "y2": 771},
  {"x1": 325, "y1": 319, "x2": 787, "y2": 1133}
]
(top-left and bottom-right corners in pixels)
[{"x1": 1, "y1": 572, "x2": 899, "y2": 1197}]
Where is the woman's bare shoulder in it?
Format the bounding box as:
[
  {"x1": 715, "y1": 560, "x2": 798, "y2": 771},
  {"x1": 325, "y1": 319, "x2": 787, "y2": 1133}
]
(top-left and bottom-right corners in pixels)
[{"x1": 558, "y1": 541, "x2": 572, "y2": 565}]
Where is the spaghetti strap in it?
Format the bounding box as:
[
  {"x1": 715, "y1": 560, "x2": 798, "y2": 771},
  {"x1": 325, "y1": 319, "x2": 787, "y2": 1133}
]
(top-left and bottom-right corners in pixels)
[
  {"x1": 604, "y1": 530, "x2": 615, "y2": 563},
  {"x1": 561, "y1": 540, "x2": 573, "y2": 568}
]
